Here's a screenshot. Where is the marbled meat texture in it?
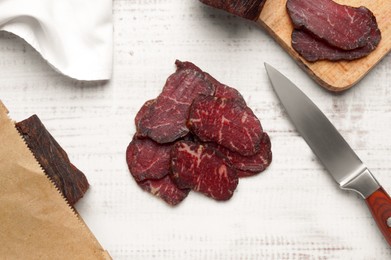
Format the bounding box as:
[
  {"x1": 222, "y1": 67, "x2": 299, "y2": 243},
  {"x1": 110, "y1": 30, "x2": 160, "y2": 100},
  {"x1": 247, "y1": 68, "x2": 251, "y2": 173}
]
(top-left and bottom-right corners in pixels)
[
  {"x1": 127, "y1": 60, "x2": 273, "y2": 205},
  {"x1": 135, "y1": 99, "x2": 156, "y2": 136},
  {"x1": 138, "y1": 63, "x2": 214, "y2": 143},
  {"x1": 171, "y1": 141, "x2": 238, "y2": 201},
  {"x1": 172, "y1": 60, "x2": 246, "y2": 104},
  {"x1": 207, "y1": 132, "x2": 272, "y2": 177},
  {"x1": 138, "y1": 175, "x2": 190, "y2": 206},
  {"x1": 291, "y1": 11, "x2": 381, "y2": 61},
  {"x1": 188, "y1": 96, "x2": 263, "y2": 156},
  {"x1": 176, "y1": 60, "x2": 246, "y2": 104},
  {"x1": 213, "y1": 82, "x2": 246, "y2": 104},
  {"x1": 199, "y1": 0, "x2": 266, "y2": 21},
  {"x1": 205, "y1": 72, "x2": 247, "y2": 105},
  {"x1": 16, "y1": 115, "x2": 89, "y2": 206},
  {"x1": 286, "y1": 0, "x2": 376, "y2": 50},
  {"x1": 126, "y1": 136, "x2": 173, "y2": 182}
]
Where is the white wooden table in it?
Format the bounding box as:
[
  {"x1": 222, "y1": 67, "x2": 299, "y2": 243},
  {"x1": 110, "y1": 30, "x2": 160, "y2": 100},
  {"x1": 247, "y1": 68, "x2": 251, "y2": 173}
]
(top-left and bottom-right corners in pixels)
[{"x1": 1, "y1": 1, "x2": 390, "y2": 259}]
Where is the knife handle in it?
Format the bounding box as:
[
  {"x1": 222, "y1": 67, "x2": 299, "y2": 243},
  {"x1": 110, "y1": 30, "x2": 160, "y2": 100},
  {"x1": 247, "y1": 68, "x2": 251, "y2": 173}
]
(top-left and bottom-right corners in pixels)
[{"x1": 365, "y1": 187, "x2": 391, "y2": 246}]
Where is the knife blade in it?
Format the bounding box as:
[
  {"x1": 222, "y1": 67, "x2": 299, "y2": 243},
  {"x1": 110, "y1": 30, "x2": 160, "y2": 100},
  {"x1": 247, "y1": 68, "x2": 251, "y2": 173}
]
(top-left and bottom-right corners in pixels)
[{"x1": 264, "y1": 63, "x2": 391, "y2": 246}]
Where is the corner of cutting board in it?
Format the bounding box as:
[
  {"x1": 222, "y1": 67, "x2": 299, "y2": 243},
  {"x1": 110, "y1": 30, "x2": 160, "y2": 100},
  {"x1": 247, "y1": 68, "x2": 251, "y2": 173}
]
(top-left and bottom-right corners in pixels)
[
  {"x1": 295, "y1": 61, "x2": 356, "y2": 92},
  {"x1": 256, "y1": 18, "x2": 349, "y2": 92}
]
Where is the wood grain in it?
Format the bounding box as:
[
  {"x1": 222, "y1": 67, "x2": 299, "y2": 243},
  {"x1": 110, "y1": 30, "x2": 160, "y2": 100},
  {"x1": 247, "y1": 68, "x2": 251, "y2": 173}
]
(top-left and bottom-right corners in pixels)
[
  {"x1": 366, "y1": 187, "x2": 391, "y2": 246},
  {"x1": 258, "y1": 0, "x2": 391, "y2": 92}
]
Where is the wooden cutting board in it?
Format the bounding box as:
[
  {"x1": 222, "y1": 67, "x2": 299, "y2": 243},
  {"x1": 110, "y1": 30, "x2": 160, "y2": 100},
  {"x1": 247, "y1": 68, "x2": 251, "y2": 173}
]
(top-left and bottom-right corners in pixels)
[{"x1": 257, "y1": 0, "x2": 391, "y2": 92}]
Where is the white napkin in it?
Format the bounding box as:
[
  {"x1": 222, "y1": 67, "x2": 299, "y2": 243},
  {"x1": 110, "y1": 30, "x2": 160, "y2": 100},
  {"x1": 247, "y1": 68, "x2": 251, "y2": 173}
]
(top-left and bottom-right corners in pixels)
[{"x1": 0, "y1": 0, "x2": 112, "y2": 81}]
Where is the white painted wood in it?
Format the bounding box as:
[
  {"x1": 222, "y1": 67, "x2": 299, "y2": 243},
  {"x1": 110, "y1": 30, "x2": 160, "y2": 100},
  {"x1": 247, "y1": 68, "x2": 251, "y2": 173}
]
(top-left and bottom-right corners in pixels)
[{"x1": 0, "y1": 0, "x2": 390, "y2": 259}]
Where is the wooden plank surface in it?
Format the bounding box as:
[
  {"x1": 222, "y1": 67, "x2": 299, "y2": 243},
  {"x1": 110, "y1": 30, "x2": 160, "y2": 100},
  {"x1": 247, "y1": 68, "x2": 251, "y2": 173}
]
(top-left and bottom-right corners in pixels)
[
  {"x1": 258, "y1": 0, "x2": 391, "y2": 92},
  {"x1": 0, "y1": 0, "x2": 391, "y2": 259}
]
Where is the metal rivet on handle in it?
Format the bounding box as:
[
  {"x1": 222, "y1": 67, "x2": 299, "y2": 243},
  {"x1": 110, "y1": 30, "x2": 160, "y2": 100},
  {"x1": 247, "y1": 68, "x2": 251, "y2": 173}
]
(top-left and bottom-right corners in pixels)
[{"x1": 387, "y1": 217, "x2": 391, "y2": 228}]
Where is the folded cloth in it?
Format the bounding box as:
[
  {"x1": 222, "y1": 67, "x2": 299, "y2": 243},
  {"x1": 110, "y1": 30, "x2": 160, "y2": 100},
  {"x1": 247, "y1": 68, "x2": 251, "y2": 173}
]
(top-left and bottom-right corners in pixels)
[{"x1": 0, "y1": 0, "x2": 112, "y2": 80}]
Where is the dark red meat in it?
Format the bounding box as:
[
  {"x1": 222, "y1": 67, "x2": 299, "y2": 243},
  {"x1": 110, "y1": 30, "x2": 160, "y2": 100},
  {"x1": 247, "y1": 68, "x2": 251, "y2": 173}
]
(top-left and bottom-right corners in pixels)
[
  {"x1": 175, "y1": 60, "x2": 203, "y2": 73},
  {"x1": 138, "y1": 63, "x2": 214, "y2": 143},
  {"x1": 135, "y1": 99, "x2": 156, "y2": 136},
  {"x1": 287, "y1": 0, "x2": 376, "y2": 50},
  {"x1": 204, "y1": 72, "x2": 247, "y2": 105},
  {"x1": 206, "y1": 132, "x2": 272, "y2": 177},
  {"x1": 188, "y1": 96, "x2": 263, "y2": 156},
  {"x1": 199, "y1": 0, "x2": 266, "y2": 21},
  {"x1": 138, "y1": 175, "x2": 190, "y2": 206},
  {"x1": 127, "y1": 60, "x2": 272, "y2": 205},
  {"x1": 135, "y1": 99, "x2": 156, "y2": 125},
  {"x1": 171, "y1": 141, "x2": 238, "y2": 200},
  {"x1": 176, "y1": 60, "x2": 246, "y2": 104},
  {"x1": 291, "y1": 12, "x2": 381, "y2": 61},
  {"x1": 126, "y1": 136, "x2": 173, "y2": 182},
  {"x1": 16, "y1": 115, "x2": 89, "y2": 206},
  {"x1": 213, "y1": 83, "x2": 246, "y2": 104}
]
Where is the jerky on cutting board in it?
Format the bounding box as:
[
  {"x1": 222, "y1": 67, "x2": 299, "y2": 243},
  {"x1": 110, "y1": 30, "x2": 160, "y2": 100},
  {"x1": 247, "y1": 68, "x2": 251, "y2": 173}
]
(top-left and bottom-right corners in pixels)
[
  {"x1": 286, "y1": 0, "x2": 381, "y2": 62},
  {"x1": 287, "y1": 0, "x2": 375, "y2": 50},
  {"x1": 291, "y1": 27, "x2": 381, "y2": 62},
  {"x1": 16, "y1": 115, "x2": 89, "y2": 206},
  {"x1": 199, "y1": 0, "x2": 266, "y2": 21}
]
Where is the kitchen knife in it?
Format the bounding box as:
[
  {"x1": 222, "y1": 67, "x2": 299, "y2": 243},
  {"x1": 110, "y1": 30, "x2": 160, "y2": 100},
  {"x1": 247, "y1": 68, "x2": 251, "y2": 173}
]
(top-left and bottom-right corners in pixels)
[{"x1": 264, "y1": 63, "x2": 391, "y2": 246}]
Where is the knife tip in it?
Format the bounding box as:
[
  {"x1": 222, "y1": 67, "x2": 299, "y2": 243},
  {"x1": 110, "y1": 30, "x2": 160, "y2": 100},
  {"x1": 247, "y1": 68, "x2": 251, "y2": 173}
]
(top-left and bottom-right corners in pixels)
[{"x1": 264, "y1": 62, "x2": 274, "y2": 74}]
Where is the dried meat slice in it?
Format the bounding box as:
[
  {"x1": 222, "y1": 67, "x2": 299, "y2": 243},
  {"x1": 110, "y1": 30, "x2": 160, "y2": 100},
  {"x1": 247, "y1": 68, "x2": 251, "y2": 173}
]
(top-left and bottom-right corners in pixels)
[
  {"x1": 291, "y1": 29, "x2": 380, "y2": 62},
  {"x1": 138, "y1": 62, "x2": 214, "y2": 143},
  {"x1": 176, "y1": 60, "x2": 246, "y2": 104},
  {"x1": 16, "y1": 115, "x2": 89, "y2": 206},
  {"x1": 126, "y1": 136, "x2": 173, "y2": 182},
  {"x1": 188, "y1": 96, "x2": 263, "y2": 156},
  {"x1": 213, "y1": 83, "x2": 246, "y2": 104},
  {"x1": 203, "y1": 72, "x2": 247, "y2": 105},
  {"x1": 291, "y1": 11, "x2": 381, "y2": 62},
  {"x1": 138, "y1": 175, "x2": 190, "y2": 206},
  {"x1": 135, "y1": 99, "x2": 156, "y2": 125},
  {"x1": 127, "y1": 60, "x2": 273, "y2": 205},
  {"x1": 171, "y1": 141, "x2": 238, "y2": 200},
  {"x1": 286, "y1": 0, "x2": 375, "y2": 50},
  {"x1": 135, "y1": 99, "x2": 156, "y2": 136},
  {"x1": 199, "y1": 0, "x2": 266, "y2": 21},
  {"x1": 175, "y1": 60, "x2": 203, "y2": 73},
  {"x1": 206, "y1": 132, "x2": 272, "y2": 177}
]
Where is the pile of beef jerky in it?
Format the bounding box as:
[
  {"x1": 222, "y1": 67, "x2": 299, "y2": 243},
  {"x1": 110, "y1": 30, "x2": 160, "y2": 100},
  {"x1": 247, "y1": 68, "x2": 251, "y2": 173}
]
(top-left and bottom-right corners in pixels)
[{"x1": 126, "y1": 61, "x2": 272, "y2": 206}]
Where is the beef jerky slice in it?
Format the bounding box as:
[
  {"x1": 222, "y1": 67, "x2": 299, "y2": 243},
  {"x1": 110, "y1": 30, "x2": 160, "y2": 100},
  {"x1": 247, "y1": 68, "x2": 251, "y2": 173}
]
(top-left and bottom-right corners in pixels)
[
  {"x1": 135, "y1": 99, "x2": 156, "y2": 136},
  {"x1": 188, "y1": 96, "x2": 263, "y2": 156},
  {"x1": 126, "y1": 136, "x2": 173, "y2": 182},
  {"x1": 291, "y1": 12, "x2": 381, "y2": 61},
  {"x1": 16, "y1": 115, "x2": 89, "y2": 206},
  {"x1": 213, "y1": 82, "x2": 246, "y2": 104},
  {"x1": 171, "y1": 141, "x2": 238, "y2": 201},
  {"x1": 138, "y1": 62, "x2": 214, "y2": 143},
  {"x1": 204, "y1": 72, "x2": 247, "y2": 105},
  {"x1": 206, "y1": 132, "x2": 272, "y2": 177},
  {"x1": 286, "y1": 0, "x2": 375, "y2": 50},
  {"x1": 199, "y1": 0, "x2": 266, "y2": 21},
  {"x1": 175, "y1": 60, "x2": 203, "y2": 73},
  {"x1": 176, "y1": 60, "x2": 246, "y2": 104},
  {"x1": 138, "y1": 175, "x2": 190, "y2": 206}
]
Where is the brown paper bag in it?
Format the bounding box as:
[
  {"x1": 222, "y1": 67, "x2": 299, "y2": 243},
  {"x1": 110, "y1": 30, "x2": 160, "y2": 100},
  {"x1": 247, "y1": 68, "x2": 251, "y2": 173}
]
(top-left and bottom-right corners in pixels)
[{"x1": 0, "y1": 101, "x2": 110, "y2": 259}]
